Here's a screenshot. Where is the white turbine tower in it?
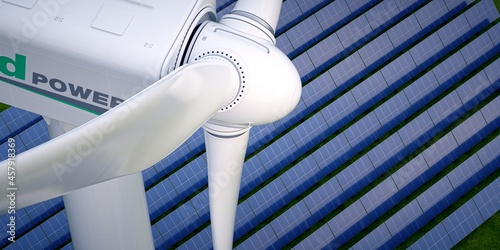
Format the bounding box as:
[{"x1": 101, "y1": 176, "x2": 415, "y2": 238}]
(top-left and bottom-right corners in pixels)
[{"x1": 0, "y1": 0, "x2": 300, "y2": 249}]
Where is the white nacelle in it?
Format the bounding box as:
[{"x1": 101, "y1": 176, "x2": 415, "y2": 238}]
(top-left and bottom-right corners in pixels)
[
  {"x1": 0, "y1": 0, "x2": 215, "y2": 125},
  {"x1": 185, "y1": 21, "x2": 302, "y2": 127}
]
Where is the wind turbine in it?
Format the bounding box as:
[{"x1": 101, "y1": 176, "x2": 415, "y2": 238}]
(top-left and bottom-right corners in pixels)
[{"x1": 0, "y1": 0, "x2": 300, "y2": 249}]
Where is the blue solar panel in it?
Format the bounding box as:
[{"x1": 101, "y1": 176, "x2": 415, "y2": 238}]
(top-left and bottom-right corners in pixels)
[
  {"x1": 336, "y1": 14, "x2": 372, "y2": 49},
  {"x1": 289, "y1": 112, "x2": 327, "y2": 153},
  {"x1": 274, "y1": 99, "x2": 308, "y2": 130},
  {"x1": 0, "y1": 116, "x2": 10, "y2": 144},
  {"x1": 484, "y1": 56, "x2": 500, "y2": 84},
  {"x1": 487, "y1": 22, "x2": 500, "y2": 46},
  {"x1": 391, "y1": 154, "x2": 429, "y2": 195},
  {"x1": 237, "y1": 224, "x2": 277, "y2": 250},
  {"x1": 409, "y1": 33, "x2": 444, "y2": 69},
  {"x1": 381, "y1": 51, "x2": 417, "y2": 90},
  {"x1": 276, "y1": 0, "x2": 302, "y2": 34},
  {"x1": 297, "y1": 0, "x2": 330, "y2": 15},
  {"x1": 328, "y1": 51, "x2": 366, "y2": 90},
  {"x1": 169, "y1": 156, "x2": 206, "y2": 198},
  {"x1": 0, "y1": 108, "x2": 41, "y2": 139},
  {"x1": 414, "y1": 0, "x2": 448, "y2": 32},
  {"x1": 153, "y1": 143, "x2": 193, "y2": 178},
  {"x1": 234, "y1": 201, "x2": 257, "y2": 239},
  {"x1": 477, "y1": 134, "x2": 500, "y2": 168},
  {"x1": 312, "y1": 133, "x2": 352, "y2": 171},
  {"x1": 246, "y1": 179, "x2": 288, "y2": 219},
  {"x1": 257, "y1": 134, "x2": 298, "y2": 173},
  {"x1": 142, "y1": 166, "x2": 158, "y2": 187},
  {"x1": 374, "y1": 91, "x2": 411, "y2": 129},
  {"x1": 286, "y1": 15, "x2": 323, "y2": 51},
  {"x1": 0, "y1": 141, "x2": 9, "y2": 160},
  {"x1": 423, "y1": 133, "x2": 459, "y2": 171},
  {"x1": 464, "y1": 0, "x2": 499, "y2": 30},
  {"x1": 314, "y1": 0, "x2": 350, "y2": 32},
  {"x1": 452, "y1": 111, "x2": 487, "y2": 147},
  {"x1": 387, "y1": 14, "x2": 421, "y2": 49},
  {"x1": 403, "y1": 71, "x2": 439, "y2": 106},
  {"x1": 446, "y1": 154, "x2": 484, "y2": 197},
  {"x1": 409, "y1": 223, "x2": 453, "y2": 250},
  {"x1": 328, "y1": 200, "x2": 368, "y2": 244},
  {"x1": 280, "y1": 156, "x2": 320, "y2": 197},
  {"x1": 461, "y1": 33, "x2": 495, "y2": 68},
  {"x1": 240, "y1": 157, "x2": 267, "y2": 196},
  {"x1": 456, "y1": 71, "x2": 493, "y2": 107},
  {"x1": 307, "y1": 33, "x2": 344, "y2": 69},
  {"x1": 179, "y1": 226, "x2": 210, "y2": 250},
  {"x1": 473, "y1": 176, "x2": 500, "y2": 220},
  {"x1": 276, "y1": 34, "x2": 294, "y2": 57},
  {"x1": 418, "y1": 178, "x2": 454, "y2": 219},
  {"x1": 60, "y1": 242, "x2": 74, "y2": 250},
  {"x1": 427, "y1": 91, "x2": 462, "y2": 127},
  {"x1": 303, "y1": 176, "x2": 345, "y2": 220},
  {"x1": 368, "y1": 133, "x2": 405, "y2": 172},
  {"x1": 294, "y1": 223, "x2": 335, "y2": 250},
  {"x1": 365, "y1": 0, "x2": 400, "y2": 32},
  {"x1": 480, "y1": 96, "x2": 500, "y2": 125},
  {"x1": 39, "y1": 211, "x2": 70, "y2": 248},
  {"x1": 147, "y1": 179, "x2": 178, "y2": 219},
  {"x1": 17, "y1": 120, "x2": 49, "y2": 151},
  {"x1": 23, "y1": 197, "x2": 63, "y2": 226},
  {"x1": 292, "y1": 52, "x2": 315, "y2": 81},
  {"x1": 348, "y1": 0, "x2": 378, "y2": 16},
  {"x1": 437, "y1": 15, "x2": 471, "y2": 49},
  {"x1": 0, "y1": 209, "x2": 33, "y2": 246},
  {"x1": 320, "y1": 91, "x2": 359, "y2": 130},
  {"x1": 444, "y1": 0, "x2": 474, "y2": 14},
  {"x1": 442, "y1": 199, "x2": 484, "y2": 244},
  {"x1": 361, "y1": 177, "x2": 400, "y2": 218},
  {"x1": 447, "y1": 154, "x2": 483, "y2": 189},
  {"x1": 351, "y1": 221, "x2": 392, "y2": 250},
  {"x1": 190, "y1": 191, "x2": 210, "y2": 221},
  {"x1": 269, "y1": 201, "x2": 312, "y2": 248},
  {"x1": 396, "y1": 0, "x2": 426, "y2": 16},
  {"x1": 336, "y1": 155, "x2": 374, "y2": 197},
  {"x1": 185, "y1": 128, "x2": 205, "y2": 151},
  {"x1": 343, "y1": 112, "x2": 382, "y2": 151},
  {"x1": 301, "y1": 73, "x2": 336, "y2": 110},
  {"x1": 247, "y1": 123, "x2": 278, "y2": 153},
  {"x1": 4, "y1": 227, "x2": 51, "y2": 250},
  {"x1": 385, "y1": 199, "x2": 426, "y2": 246},
  {"x1": 155, "y1": 201, "x2": 201, "y2": 247},
  {"x1": 351, "y1": 72, "x2": 388, "y2": 109}
]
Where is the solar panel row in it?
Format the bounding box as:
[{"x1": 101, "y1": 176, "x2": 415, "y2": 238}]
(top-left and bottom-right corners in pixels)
[
  {"x1": 409, "y1": 147, "x2": 500, "y2": 249},
  {"x1": 353, "y1": 122, "x2": 500, "y2": 249},
  {"x1": 272, "y1": 60, "x2": 500, "y2": 250}
]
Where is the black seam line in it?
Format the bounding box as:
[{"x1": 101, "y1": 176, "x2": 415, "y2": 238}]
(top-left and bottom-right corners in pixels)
[{"x1": 0, "y1": 75, "x2": 107, "y2": 115}]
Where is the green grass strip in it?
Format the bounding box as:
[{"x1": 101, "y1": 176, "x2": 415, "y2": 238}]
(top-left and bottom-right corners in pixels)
[{"x1": 0, "y1": 103, "x2": 9, "y2": 113}]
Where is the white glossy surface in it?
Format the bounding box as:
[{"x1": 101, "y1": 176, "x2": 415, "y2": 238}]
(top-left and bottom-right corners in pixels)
[
  {"x1": 0, "y1": 0, "x2": 215, "y2": 125},
  {"x1": 205, "y1": 127, "x2": 250, "y2": 250},
  {"x1": 0, "y1": 59, "x2": 239, "y2": 211},
  {"x1": 64, "y1": 173, "x2": 154, "y2": 250}
]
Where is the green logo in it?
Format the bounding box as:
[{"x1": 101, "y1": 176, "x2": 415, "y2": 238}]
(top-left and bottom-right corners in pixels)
[{"x1": 0, "y1": 54, "x2": 26, "y2": 80}]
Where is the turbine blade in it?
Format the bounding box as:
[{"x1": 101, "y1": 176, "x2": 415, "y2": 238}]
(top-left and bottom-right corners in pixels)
[
  {"x1": 0, "y1": 59, "x2": 239, "y2": 211},
  {"x1": 204, "y1": 125, "x2": 250, "y2": 250}
]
